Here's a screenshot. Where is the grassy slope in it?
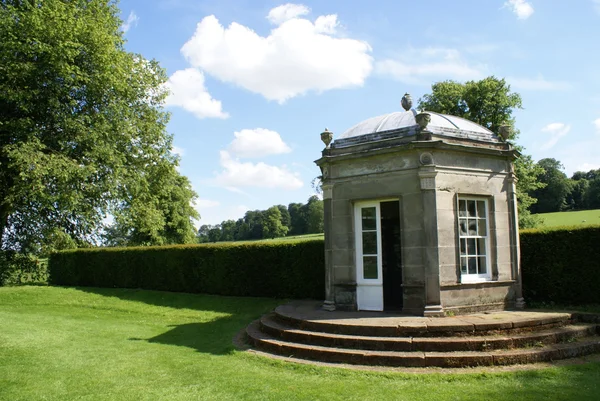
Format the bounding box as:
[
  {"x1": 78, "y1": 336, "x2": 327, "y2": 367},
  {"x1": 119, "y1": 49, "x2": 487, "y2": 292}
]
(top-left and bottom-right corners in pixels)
[
  {"x1": 537, "y1": 209, "x2": 600, "y2": 227},
  {"x1": 1, "y1": 287, "x2": 599, "y2": 401}
]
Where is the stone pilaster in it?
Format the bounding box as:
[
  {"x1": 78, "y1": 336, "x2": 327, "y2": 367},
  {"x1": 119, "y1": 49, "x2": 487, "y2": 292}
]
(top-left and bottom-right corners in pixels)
[
  {"x1": 419, "y1": 166, "x2": 444, "y2": 317},
  {"x1": 507, "y1": 173, "x2": 524, "y2": 309},
  {"x1": 321, "y1": 182, "x2": 335, "y2": 311}
]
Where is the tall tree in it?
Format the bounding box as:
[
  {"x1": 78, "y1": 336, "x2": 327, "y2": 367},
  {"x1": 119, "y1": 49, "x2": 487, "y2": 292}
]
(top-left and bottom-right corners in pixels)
[
  {"x1": 530, "y1": 158, "x2": 572, "y2": 214},
  {"x1": 243, "y1": 210, "x2": 264, "y2": 240},
  {"x1": 276, "y1": 205, "x2": 291, "y2": 230},
  {"x1": 305, "y1": 196, "x2": 324, "y2": 234},
  {"x1": 0, "y1": 0, "x2": 197, "y2": 251},
  {"x1": 418, "y1": 76, "x2": 544, "y2": 227},
  {"x1": 262, "y1": 206, "x2": 288, "y2": 239},
  {"x1": 288, "y1": 202, "x2": 307, "y2": 235},
  {"x1": 585, "y1": 176, "x2": 600, "y2": 210}
]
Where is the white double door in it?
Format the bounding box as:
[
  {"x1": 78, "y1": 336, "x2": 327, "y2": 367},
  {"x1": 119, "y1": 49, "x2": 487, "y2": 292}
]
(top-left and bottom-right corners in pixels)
[{"x1": 354, "y1": 201, "x2": 384, "y2": 311}]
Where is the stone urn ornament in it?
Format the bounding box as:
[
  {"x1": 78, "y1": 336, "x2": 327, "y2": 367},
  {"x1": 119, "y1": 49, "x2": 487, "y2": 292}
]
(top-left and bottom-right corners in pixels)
[
  {"x1": 320, "y1": 128, "x2": 333, "y2": 149},
  {"x1": 498, "y1": 125, "x2": 511, "y2": 141},
  {"x1": 415, "y1": 112, "x2": 432, "y2": 140},
  {"x1": 415, "y1": 112, "x2": 431, "y2": 130},
  {"x1": 401, "y1": 93, "x2": 413, "y2": 111}
]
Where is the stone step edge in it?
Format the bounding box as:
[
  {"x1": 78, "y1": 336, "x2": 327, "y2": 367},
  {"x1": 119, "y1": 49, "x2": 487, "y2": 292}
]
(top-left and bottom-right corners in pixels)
[
  {"x1": 246, "y1": 321, "x2": 600, "y2": 368},
  {"x1": 260, "y1": 314, "x2": 599, "y2": 352},
  {"x1": 274, "y1": 309, "x2": 572, "y2": 337}
]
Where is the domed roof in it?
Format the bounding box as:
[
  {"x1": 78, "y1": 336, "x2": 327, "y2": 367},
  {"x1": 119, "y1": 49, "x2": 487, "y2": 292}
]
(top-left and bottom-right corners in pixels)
[
  {"x1": 333, "y1": 109, "x2": 500, "y2": 148},
  {"x1": 339, "y1": 110, "x2": 494, "y2": 139}
]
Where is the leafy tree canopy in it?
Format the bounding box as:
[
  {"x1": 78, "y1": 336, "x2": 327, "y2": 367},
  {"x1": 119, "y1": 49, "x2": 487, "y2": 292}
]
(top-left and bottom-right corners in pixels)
[
  {"x1": 0, "y1": 0, "x2": 198, "y2": 252},
  {"x1": 418, "y1": 76, "x2": 544, "y2": 227},
  {"x1": 530, "y1": 158, "x2": 572, "y2": 214}
]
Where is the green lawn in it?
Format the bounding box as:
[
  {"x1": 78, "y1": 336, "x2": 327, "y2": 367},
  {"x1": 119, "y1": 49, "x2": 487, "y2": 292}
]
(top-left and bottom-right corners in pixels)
[
  {"x1": 1, "y1": 287, "x2": 599, "y2": 400},
  {"x1": 537, "y1": 209, "x2": 600, "y2": 227}
]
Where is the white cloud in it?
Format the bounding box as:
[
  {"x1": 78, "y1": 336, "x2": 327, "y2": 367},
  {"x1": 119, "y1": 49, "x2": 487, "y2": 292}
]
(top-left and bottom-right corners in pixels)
[
  {"x1": 376, "y1": 48, "x2": 486, "y2": 85},
  {"x1": 267, "y1": 3, "x2": 310, "y2": 25},
  {"x1": 179, "y1": 10, "x2": 372, "y2": 102},
  {"x1": 540, "y1": 122, "x2": 571, "y2": 150},
  {"x1": 594, "y1": 118, "x2": 600, "y2": 134},
  {"x1": 164, "y1": 68, "x2": 228, "y2": 119},
  {"x1": 576, "y1": 163, "x2": 600, "y2": 172},
  {"x1": 197, "y1": 199, "x2": 220, "y2": 208},
  {"x1": 504, "y1": 0, "x2": 534, "y2": 20},
  {"x1": 121, "y1": 11, "x2": 139, "y2": 33},
  {"x1": 508, "y1": 75, "x2": 571, "y2": 91},
  {"x1": 213, "y1": 151, "x2": 303, "y2": 190},
  {"x1": 228, "y1": 128, "x2": 291, "y2": 158}
]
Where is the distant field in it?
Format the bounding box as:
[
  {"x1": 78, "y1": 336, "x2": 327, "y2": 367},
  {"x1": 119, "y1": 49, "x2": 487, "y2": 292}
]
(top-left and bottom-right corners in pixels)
[
  {"x1": 269, "y1": 233, "x2": 324, "y2": 241},
  {"x1": 537, "y1": 209, "x2": 600, "y2": 227}
]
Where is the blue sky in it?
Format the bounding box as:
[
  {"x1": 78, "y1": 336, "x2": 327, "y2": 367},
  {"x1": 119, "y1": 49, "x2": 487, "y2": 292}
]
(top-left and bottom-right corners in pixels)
[{"x1": 118, "y1": 0, "x2": 600, "y2": 226}]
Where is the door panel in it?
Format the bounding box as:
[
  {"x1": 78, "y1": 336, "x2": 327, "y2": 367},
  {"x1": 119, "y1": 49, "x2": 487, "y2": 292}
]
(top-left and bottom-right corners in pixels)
[{"x1": 355, "y1": 203, "x2": 382, "y2": 311}]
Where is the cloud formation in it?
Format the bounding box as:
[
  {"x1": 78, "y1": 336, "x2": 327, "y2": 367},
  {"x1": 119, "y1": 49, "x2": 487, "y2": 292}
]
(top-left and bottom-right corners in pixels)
[
  {"x1": 594, "y1": 118, "x2": 600, "y2": 134},
  {"x1": 267, "y1": 3, "x2": 309, "y2": 25},
  {"x1": 228, "y1": 128, "x2": 292, "y2": 158},
  {"x1": 507, "y1": 75, "x2": 572, "y2": 91},
  {"x1": 179, "y1": 5, "x2": 373, "y2": 102},
  {"x1": 197, "y1": 199, "x2": 220, "y2": 208},
  {"x1": 504, "y1": 0, "x2": 534, "y2": 19},
  {"x1": 540, "y1": 122, "x2": 570, "y2": 151},
  {"x1": 213, "y1": 151, "x2": 303, "y2": 190},
  {"x1": 164, "y1": 68, "x2": 228, "y2": 119},
  {"x1": 376, "y1": 48, "x2": 486, "y2": 85},
  {"x1": 121, "y1": 11, "x2": 139, "y2": 33}
]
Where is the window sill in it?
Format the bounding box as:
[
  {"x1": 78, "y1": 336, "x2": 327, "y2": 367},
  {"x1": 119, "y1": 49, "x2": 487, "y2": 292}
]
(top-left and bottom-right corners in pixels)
[{"x1": 441, "y1": 280, "x2": 516, "y2": 290}]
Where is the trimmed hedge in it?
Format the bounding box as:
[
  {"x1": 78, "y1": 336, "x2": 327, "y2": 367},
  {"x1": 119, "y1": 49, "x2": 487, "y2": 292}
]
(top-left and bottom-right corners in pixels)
[
  {"x1": 49, "y1": 226, "x2": 600, "y2": 305},
  {"x1": 521, "y1": 225, "x2": 600, "y2": 305},
  {"x1": 49, "y1": 239, "x2": 325, "y2": 299}
]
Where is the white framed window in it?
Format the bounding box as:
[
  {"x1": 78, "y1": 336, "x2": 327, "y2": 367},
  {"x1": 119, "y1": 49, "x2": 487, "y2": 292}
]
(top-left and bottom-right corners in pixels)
[
  {"x1": 457, "y1": 197, "x2": 491, "y2": 282},
  {"x1": 354, "y1": 202, "x2": 382, "y2": 283}
]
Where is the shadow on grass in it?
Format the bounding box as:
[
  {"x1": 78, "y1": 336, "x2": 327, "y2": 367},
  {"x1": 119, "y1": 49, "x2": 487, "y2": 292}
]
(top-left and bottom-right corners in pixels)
[{"x1": 73, "y1": 286, "x2": 280, "y2": 355}]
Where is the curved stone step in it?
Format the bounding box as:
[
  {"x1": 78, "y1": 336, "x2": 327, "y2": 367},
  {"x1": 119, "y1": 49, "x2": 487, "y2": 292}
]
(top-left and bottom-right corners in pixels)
[
  {"x1": 246, "y1": 320, "x2": 600, "y2": 368},
  {"x1": 260, "y1": 313, "x2": 598, "y2": 352},
  {"x1": 274, "y1": 302, "x2": 573, "y2": 337}
]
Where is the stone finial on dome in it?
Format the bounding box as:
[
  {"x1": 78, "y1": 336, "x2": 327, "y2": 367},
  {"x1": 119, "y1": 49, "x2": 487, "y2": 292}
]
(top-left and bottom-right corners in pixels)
[
  {"x1": 401, "y1": 93, "x2": 413, "y2": 111},
  {"x1": 320, "y1": 128, "x2": 333, "y2": 149}
]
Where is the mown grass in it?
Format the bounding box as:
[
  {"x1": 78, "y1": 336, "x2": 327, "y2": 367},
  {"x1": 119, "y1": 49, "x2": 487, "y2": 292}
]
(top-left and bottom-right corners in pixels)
[
  {"x1": 537, "y1": 209, "x2": 600, "y2": 227},
  {"x1": 1, "y1": 286, "x2": 599, "y2": 400}
]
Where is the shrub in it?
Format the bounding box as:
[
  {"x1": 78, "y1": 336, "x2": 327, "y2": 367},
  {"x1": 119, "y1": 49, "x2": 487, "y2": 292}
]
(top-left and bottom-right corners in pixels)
[
  {"x1": 49, "y1": 239, "x2": 325, "y2": 299},
  {"x1": 520, "y1": 225, "x2": 600, "y2": 305},
  {"x1": 0, "y1": 251, "x2": 48, "y2": 286}
]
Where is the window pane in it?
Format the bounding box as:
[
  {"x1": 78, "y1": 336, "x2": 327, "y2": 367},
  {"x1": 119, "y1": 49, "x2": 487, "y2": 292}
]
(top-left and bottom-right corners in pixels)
[
  {"x1": 460, "y1": 239, "x2": 466, "y2": 255},
  {"x1": 478, "y1": 256, "x2": 487, "y2": 274},
  {"x1": 477, "y1": 238, "x2": 487, "y2": 256},
  {"x1": 459, "y1": 220, "x2": 467, "y2": 235},
  {"x1": 468, "y1": 220, "x2": 477, "y2": 235},
  {"x1": 467, "y1": 238, "x2": 476, "y2": 255},
  {"x1": 363, "y1": 256, "x2": 378, "y2": 279},
  {"x1": 362, "y1": 231, "x2": 377, "y2": 255},
  {"x1": 361, "y1": 207, "x2": 376, "y2": 231},
  {"x1": 468, "y1": 257, "x2": 477, "y2": 274},
  {"x1": 477, "y1": 201, "x2": 486, "y2": 219},
  {"x1": 459, "y1": 200, "x2": 467, "y2": 217},
  {"x1": 478, "y1": 219, "x2": 487, "y2": 236},
  {"x1": 461, "y1": 257, "x2": 467, "y2": 274},
  {"x1": 467, "y1": 201, "x2": 476, "y2": 217}
]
